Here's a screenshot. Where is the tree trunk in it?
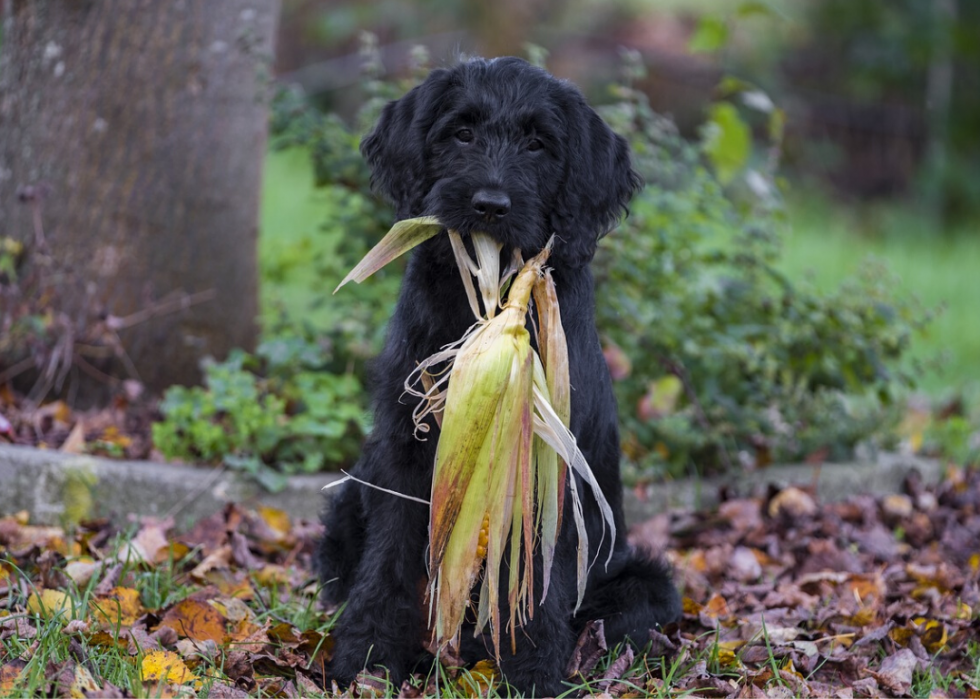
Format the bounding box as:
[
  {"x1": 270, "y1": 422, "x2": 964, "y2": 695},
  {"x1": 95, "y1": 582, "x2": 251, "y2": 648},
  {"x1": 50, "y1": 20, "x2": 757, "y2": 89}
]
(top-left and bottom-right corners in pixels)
[{"x1": 0, "y1": 0, "x2": 278, "y2": 400}]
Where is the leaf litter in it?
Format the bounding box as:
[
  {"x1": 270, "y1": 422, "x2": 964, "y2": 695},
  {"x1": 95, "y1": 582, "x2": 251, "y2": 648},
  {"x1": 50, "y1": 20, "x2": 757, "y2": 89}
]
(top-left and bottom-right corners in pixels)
[{"x1": 0, "y1": 467, "x2": 977, "y2": 696}]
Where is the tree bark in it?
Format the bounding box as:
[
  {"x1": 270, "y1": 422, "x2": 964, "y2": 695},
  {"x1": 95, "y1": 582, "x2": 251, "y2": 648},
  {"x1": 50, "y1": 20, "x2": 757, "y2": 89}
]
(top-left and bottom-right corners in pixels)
[{"x1": 0, "y1": 0, "x2": 278, "y2": 398}]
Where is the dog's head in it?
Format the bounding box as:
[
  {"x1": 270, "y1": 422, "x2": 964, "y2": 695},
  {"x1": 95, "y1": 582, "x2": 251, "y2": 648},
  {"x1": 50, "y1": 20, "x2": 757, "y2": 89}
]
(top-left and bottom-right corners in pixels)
[{"x1": 361, "y1": 57, "x2": 642, "y2": 269}]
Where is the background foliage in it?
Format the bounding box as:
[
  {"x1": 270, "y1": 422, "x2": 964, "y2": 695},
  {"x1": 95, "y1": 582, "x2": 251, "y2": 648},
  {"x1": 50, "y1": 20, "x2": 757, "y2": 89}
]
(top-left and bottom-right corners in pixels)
[{"x1": 154, "y1": 39, "x2": 925, "y2": 482}]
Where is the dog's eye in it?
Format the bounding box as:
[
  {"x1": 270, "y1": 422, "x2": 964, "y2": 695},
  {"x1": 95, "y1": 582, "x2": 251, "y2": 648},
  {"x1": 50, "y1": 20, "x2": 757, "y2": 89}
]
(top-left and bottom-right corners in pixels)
[
  {"x1": 527, "y1": 138, "x2": 544, "y2": 152},
  {"x1": 455, "y1": 128, "x2": 474, "y2": 144}
]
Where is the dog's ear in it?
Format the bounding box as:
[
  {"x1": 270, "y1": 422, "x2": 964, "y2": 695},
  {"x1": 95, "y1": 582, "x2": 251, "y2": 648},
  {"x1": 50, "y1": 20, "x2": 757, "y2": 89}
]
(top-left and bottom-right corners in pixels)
[
  {"x1": 551, "y1": 98, "x2": 643, "y2": 268},
  {"x1": 361, "y1": 69, "x2": 454, "y2": 217}
]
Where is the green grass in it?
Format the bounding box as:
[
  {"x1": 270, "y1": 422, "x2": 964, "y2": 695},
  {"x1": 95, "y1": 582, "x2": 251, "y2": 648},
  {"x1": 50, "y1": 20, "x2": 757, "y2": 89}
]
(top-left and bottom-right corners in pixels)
[
  {"x1": 777, "y1": 191, "x2": 980, "y2": 406},
  {"x1": 259, "y1": 147, "x2": 346, "y2": 330}
]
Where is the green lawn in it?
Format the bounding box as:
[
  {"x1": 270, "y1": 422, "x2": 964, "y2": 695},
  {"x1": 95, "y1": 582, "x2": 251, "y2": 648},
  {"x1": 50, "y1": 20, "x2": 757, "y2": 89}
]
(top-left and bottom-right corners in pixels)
[
  {"x1": 259, "y1": 147, "x2": 348, "y2": 330},
  {"x1": 777, "y1": 192, "x2": 980, "y2": 405},
  {"x1": 260, "y1": 148, "x2": 980, "y2": 407}
]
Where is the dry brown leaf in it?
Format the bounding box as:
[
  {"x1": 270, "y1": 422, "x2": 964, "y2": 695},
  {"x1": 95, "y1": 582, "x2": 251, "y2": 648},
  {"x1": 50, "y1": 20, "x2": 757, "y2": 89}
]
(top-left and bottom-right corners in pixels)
[
  {"x1": 91, "y1": 587, "x2": 144, "y2": 628},
  {"x1": 202, "y1": 568, "x2": 255, "y2": 600},
  {"x1": 62, "y1": 619, "x2": 90, "y2": 636},
  {"x1": 872, "y1": 648, "x2": 919, "y2": 695},
  {"x1": 86, "y1": 630, "x2": 130, "y2": 652},
  {"x1": 565, "y1": 619, "x2": 608, "y2": 677},
  {"x1": 211, "y1": 597, "x2": 264, "y2": 646},
  {"x1": 0, "y1": 660, "x2": 27, "y2": 695},
  {"x1": 190, "y1": 545, "x2": 233, "y2": 580},
  {"x1": 702, "y1": 593, "x2": 731, "y2": 619},
  {"x1": 120, "y1": 521, "x2": 172, "y2": 565},
  {"x1": 125, "y1": 623, "x2": 179, "y2": 655},
  {"x1": 159, "y1": 599, "x2": 226, "y2": 644},
  {"x1": 267, "y1": 622, "x2": 302, "y2": 646},
  {"x1": 1, "y1": 613, "x2": 37, "y2": 642},
  {"x1": 254, "y1": 564, "x2": 291, "y2": 587},
  {"x1": 64, "y1": 558, "x2": 103, "y2": 587},
  {"x1": 60, "y1": 421, "x2": 87, "y2": 454},
  {"x1": 257, "y1": 505, "x2": 291, "y2": 539},
  {"x1": 768, "y1": 486, "x2": 817, "y2": 519},
  {"x1": 204, "y1": 682, "x2": 250, "y2": 699},
  {"x1": 222, "y1": 651, "x2": 254, "y2": 683},
  {"x1": 729, "y1": 546, "x2": 763, "y2": 582},
  {"x1": 298, "y1": 628, "x2": 334, "y2": 666}
]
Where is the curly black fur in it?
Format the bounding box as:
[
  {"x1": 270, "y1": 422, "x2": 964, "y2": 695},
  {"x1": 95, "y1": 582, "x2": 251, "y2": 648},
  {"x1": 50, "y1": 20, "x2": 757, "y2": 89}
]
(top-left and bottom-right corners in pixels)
[{"x1": 316, "y1": 57, "x2": 681, "y2": 696}]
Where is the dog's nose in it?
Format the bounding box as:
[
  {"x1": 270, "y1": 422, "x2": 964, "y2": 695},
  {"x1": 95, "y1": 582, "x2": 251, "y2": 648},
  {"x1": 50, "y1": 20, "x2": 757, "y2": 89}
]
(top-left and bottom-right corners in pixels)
[{"x1": 471, "y1": 189, "x2": 511, "y2": 220}]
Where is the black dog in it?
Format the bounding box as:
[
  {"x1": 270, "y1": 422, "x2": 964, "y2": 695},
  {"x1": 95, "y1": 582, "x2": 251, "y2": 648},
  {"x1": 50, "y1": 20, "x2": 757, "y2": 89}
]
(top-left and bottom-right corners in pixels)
[{"x1": 317, "y1": 56, "x2": 680, "y2": 696}]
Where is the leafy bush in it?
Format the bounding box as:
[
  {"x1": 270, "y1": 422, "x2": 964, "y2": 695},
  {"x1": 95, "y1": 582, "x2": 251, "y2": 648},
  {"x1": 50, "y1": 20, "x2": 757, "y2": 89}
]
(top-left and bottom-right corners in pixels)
[
  {"x1": 177, "y1": 38, "x2": 923, "y2": 485},
  {"x1": 595, "y1": 54, "x2": 924, "y2": 478},
  {"x1": 260, "y1": 43, "x2": 430, "y2": 380},
  {"x1": 152, "y1": 333, "x2": 368, "y2": 490}
]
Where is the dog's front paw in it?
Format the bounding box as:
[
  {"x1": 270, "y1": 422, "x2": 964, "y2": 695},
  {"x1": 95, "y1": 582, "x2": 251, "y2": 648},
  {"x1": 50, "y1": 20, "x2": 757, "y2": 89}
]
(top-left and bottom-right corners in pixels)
[
  {"x1": 327, "y1": 637, "x2": 412, "y2": 692},
  {"x1": 325, "y1": 651, "x2": 360, "y2": 691}
]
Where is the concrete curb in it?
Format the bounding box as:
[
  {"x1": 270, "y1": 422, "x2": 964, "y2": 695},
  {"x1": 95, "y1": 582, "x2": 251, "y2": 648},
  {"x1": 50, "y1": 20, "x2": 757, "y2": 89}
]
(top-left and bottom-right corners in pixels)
[
  {"x1": 0, "y1": 444, "x2": 340, "y2": 529},
  {"x1": 0, "y1": 444, "x2": 944, "y2": 528},
  {"x1": 621, "y1": 452, "x2": 945, "y2": 525}
]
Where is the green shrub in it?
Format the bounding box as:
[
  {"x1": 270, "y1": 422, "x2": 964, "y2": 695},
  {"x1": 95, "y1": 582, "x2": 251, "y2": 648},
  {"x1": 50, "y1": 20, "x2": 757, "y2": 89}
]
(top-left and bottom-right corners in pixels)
[
  {"x1": 196, "y1": 39, "x2": 924, "y2": 485},
  {"x1": 152, "y1": 336, "x2": 368, "y2": 490},
  {"x1": 594, "y1": 55, "x2": 924, "y2": 478}
]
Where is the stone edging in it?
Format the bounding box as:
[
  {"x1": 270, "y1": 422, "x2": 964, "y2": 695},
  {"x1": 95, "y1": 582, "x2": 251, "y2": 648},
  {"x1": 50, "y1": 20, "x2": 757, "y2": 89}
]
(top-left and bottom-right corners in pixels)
[{"x1": 0, "y1": 444, "x2": 943, "y2": 528}]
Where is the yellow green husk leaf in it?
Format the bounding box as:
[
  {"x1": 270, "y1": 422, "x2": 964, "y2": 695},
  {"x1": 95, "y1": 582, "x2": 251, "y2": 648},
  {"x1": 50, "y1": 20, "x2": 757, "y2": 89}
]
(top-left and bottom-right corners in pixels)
[{"x1": 334, "y1": 215, "x2": 441, "y2": 292}]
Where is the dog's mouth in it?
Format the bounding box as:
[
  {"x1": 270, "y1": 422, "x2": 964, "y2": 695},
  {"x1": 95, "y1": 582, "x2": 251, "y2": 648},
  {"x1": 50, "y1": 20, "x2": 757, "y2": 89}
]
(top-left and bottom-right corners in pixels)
[{"x1": 423, "y1": 182, "x2": 551, "y2": 256}]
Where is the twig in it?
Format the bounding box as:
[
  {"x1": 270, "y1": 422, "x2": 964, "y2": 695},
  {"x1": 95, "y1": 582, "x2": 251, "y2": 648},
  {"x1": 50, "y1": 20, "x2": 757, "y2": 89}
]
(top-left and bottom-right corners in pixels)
[
  {"x1": 73, "y1": 353, "x2": 120, "y2": 385},
  {"x1": 0, "y1": 357, "x2": 36, "y2": 385},
  {"x1": 163, "y1": 463, "x2": 229, "y2": 520},
  {"x1": 106, "y1": 289, "x2": 216, "y2": 331}
]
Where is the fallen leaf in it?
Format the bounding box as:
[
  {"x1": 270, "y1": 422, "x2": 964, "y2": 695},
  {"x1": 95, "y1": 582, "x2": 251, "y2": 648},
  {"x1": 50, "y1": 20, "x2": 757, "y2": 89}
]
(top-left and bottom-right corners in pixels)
[
  {"x1": 872, "y1": 648, "x2": 919, "y2": 695},
  {"x1": 598, "y1": 645, "x2": 634, "y2": 690},
  {"x1": 768, "y1": 486, "x2": 817, "y2": 519},
  {"x1": 729, "y1": 546, "x2": 763, "y2": 582},
  {"x1": 0, "y1": 660, "x2": 27, "y2": 694},
  {"x1": 27, "y1": 589, "x2": 73, "y2": 620},
  {"x1": 91, "y1": 587, "x2": 144, "y2": 628},
  {"x1": 140, "y1": 649, "x2": 198, "y2": 687},
  {"x1": 60, "y1": 421, "x2": 86, "y2": 454},
  {"x1": 203, "y1": 682, "x2": 250, "y2": 699},
  {"x1": 62, "y1": 619, "x2": 89, "y2": 635},
  {"x1": 1, "y1": 614, "x2": 38, "y2": 641},
  {"x1": 127, "y1": 622, "x2": 179, "y2": 655},
  {"x1": 565, "y1": 619, "x2": 608, "y2": 677},
  {"x1": 189, "y1": 545, "x2": 233, "y2": 580},
  {"x1": 254, "y1": 564, "x2": 291, "y2": 587},
  {"x1": 257, "y1": 506, "x2": 291, "y2": 539},
  {"x1": 120, "y1": 521, "x2": 171, "y2": 565},
  {"x1": 64, "y1": 559, "x2": 103, "y2": 587},
  {"x1": 159, "y1": 599, "x2": 226, "y2": 643},
  {"x1": 69, "y1": 664, "x2": 101, "y2": 698},
  {"x1": 459, "y1": 659, "x2": 498, "y2": 697},
  {"x1": 175, "y1": 637, "x2": 219, "y2": 662},
  {"x1": 202, "y1": 568, "x2": 255, "y2": 600}
]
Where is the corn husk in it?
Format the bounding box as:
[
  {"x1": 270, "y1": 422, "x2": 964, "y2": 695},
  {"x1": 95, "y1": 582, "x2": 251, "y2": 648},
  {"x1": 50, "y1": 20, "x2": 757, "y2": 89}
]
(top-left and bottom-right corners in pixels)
[
  {"x1": 334, "y1": 216, "x2": 442, "y2": 292},
  {"x1": 335, "y1": 217, "x2": 615, "y2": 659}
]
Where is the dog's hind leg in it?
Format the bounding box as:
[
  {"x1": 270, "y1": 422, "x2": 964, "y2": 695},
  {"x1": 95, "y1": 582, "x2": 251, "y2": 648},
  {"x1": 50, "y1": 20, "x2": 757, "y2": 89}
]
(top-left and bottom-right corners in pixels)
[{"x1": 575, "y1": 549, "x2": 681, "y2": 649}]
